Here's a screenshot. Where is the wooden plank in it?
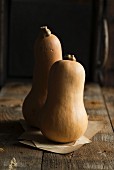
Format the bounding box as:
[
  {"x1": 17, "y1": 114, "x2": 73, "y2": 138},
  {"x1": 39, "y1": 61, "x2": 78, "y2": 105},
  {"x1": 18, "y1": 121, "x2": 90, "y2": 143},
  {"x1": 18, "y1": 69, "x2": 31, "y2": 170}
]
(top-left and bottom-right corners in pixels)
[
  {"x1": 102, "y1": 87, "x2": 114, "y2": 131},
  {"x1": 0, "y1": 82, "x2": 114, "y2": 169},
  {"x1": 41, "y1": 152, "x2": 79, "y2": 170},
  {"x1": 0, "y1": 144, "x2": 43, "y2": 170},
  {"x1": 41, "y1": 83, "x2": 114, "y2": 170},
  {"x1": 84, "y1": 83, "x2": 113, "y2": 133},
  {"x1": 0, "y1": 82, "x2": 31, "y2": 99},
  {"x1": 0, "y1": 83, "x2": 43, "y2": 170},
  {"x1": 70, "y1": 84, "x2": 114, "y2": 169}
]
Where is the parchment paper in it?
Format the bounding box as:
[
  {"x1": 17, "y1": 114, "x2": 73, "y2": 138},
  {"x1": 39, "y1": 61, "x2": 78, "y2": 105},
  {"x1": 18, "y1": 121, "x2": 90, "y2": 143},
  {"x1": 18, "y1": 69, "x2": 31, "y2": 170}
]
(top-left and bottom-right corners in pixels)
[{"x1": 19, "y1": 120, "x2": 104, "y2": 154}]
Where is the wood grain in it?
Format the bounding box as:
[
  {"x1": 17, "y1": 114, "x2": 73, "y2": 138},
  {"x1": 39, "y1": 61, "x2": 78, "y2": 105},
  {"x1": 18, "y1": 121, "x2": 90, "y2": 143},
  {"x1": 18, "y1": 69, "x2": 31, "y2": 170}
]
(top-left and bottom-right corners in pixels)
[
  {"x1": 85, "y1": 83, "x2": 113, "y2": 133},
  {"x1": 0, "y1": 82, "x2": 31, "y2": 99},
  {"x1": 41, "y1": 83, "x2": 114, "y2": 170},
  {"x1": 0, "y1": 83, "x2": 43, "y2": 170},
  {"x1": 0, "y1": 83, "x2": 114, "y2": 169},
  {"x1": 102, "y1": 87, "x2": 114, "y2": 131}
]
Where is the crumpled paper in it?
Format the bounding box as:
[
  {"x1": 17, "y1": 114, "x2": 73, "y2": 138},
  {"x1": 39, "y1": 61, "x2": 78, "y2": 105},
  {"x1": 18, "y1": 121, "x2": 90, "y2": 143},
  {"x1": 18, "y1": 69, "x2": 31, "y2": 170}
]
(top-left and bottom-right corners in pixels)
[{"x1": 19, "y1": 120, "x2": 104, "y2": 154}]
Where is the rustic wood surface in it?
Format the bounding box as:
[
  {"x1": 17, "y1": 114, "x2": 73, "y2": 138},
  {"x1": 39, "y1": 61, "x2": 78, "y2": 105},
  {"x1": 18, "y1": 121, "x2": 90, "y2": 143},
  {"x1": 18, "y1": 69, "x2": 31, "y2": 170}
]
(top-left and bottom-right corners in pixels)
[{"x1": 0, "y1": 82, "x2": 114, "y2": 170}]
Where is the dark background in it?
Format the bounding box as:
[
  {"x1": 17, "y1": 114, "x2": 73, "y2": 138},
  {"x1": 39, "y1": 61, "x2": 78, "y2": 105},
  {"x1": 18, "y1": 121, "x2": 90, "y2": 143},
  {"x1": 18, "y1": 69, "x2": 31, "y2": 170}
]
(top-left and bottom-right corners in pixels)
[
  {"x1": 8, "y1": 0, "x2": 93, "y2": 78},
  {"x1": 0, "y1": 0, "x2": 114, "y2": 86}
]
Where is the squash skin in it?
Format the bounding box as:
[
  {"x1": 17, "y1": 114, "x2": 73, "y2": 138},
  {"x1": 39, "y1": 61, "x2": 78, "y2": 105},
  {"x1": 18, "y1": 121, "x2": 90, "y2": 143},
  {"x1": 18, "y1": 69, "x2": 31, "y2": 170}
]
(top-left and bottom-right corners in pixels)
[
  {"x1": 40, "y1": 59, "x2": 88, "y2": 143},
  {"x1": 22, "y1": 26, "x2": 62, "y2": 127}
]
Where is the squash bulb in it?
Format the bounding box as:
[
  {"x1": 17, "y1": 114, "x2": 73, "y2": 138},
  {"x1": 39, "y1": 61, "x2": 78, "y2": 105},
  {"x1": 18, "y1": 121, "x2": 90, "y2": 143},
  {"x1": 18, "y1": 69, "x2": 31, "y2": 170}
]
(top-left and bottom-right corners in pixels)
[
  {"x1": 22, "y1": 26, "x2": 62, "y2": 127},
  {"x1": 40, "y1": 55, "x2": 88, "y2": 143}
]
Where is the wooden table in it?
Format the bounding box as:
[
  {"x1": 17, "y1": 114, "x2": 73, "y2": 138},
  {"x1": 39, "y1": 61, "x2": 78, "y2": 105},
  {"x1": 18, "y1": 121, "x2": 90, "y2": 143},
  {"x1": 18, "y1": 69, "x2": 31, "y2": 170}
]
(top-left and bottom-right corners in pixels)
[{"x1": 0, "y1": 83, "x2": 114, "y2": 169}]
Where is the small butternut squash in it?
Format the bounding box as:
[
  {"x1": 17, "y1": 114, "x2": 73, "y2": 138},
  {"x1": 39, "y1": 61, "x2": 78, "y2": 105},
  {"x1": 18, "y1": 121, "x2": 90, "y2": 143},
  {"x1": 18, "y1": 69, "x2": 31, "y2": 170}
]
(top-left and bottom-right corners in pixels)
[
  {"x1": 22, "y1": 26, "x2": 62, "y2": 127},
  {"x1": 39, "y1": 55, "x2": 88, "y2": 143}
]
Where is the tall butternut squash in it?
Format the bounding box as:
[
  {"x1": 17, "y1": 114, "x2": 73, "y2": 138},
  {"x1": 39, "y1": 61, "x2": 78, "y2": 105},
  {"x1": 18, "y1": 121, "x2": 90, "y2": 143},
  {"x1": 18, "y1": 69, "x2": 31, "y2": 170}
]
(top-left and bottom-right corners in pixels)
[
  {"x1": 22, "y1": 26, "x2": 62, "y2": 127},
  {"x1": 40, "y1": 55, "x2": 88, "y2": 143}
]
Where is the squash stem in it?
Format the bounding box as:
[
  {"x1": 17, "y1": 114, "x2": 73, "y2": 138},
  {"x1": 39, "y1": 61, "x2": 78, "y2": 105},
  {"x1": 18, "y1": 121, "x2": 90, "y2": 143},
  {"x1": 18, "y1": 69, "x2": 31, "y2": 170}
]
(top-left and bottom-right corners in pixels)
[
  {"x1": 64, "y1": 54, "x2": 76, "y2": 61},
  {"x1": 40, "y1": 26, "x2": 51, "y2": 37}
]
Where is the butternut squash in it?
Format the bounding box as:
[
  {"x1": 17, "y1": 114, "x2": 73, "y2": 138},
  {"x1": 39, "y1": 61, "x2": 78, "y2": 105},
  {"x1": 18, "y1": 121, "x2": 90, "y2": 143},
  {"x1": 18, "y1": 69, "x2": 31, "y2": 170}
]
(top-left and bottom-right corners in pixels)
[
  {"x1": 40, "y1": 55, "x2": 88, "y2": 143},
  {"x1": 22, "y1": 26, "x2": 62, "y2": 127}
]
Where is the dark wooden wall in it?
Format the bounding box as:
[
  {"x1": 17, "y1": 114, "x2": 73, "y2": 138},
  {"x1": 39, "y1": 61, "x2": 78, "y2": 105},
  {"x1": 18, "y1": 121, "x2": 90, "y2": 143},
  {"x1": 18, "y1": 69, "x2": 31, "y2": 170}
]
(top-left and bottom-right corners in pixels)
[
  {"x1": 103, "y1": 0, "x2": 114, "y2": 86},
  {"x1": 0, "y1": 0, "x2": 93, "y2": 86},
  {"x1": 0, "y1": 0, "x2": 114, "y2": 87},
  {"x1": 0, "y1": 0, "x2": 8, "y2": 87}
]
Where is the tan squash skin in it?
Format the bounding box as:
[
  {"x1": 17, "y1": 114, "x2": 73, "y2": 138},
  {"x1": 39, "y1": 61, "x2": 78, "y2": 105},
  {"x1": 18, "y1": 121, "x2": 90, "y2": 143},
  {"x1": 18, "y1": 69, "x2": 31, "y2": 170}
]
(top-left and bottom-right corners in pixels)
[
  {"x1": 22, "y1": 26, "x2": 62, "y2": 127},
  {"x1": 40, "y1": 55, "x2": 88, "y2": 143}
]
